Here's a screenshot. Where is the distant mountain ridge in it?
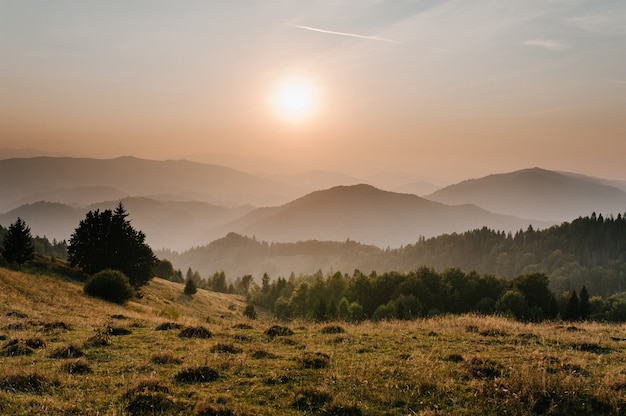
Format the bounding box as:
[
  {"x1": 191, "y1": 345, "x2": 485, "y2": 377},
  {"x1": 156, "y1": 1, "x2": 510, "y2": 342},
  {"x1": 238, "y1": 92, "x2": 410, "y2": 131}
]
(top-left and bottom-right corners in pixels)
[
  {"x1": 425, "y1": 167, "x2": 626, "y2": 222},
  {"x1": 211, "y1": 184, "x2": 548, "y2": 248},
  {"x1": 0, "y1": 156, "x2": 292, "y2": 211}
]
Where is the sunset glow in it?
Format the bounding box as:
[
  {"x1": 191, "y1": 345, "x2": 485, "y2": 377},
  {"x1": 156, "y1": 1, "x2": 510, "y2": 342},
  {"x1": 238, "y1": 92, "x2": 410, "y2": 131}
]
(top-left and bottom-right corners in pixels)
[{"x1": 271, "y1": 79, "x2": 319, "y2": 123}]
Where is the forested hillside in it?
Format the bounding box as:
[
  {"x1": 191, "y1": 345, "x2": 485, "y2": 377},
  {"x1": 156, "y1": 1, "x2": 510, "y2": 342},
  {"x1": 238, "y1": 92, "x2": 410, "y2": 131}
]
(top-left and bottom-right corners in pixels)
[{"x1": 163, "y1": 212, "x2": 626, "y2": 298}]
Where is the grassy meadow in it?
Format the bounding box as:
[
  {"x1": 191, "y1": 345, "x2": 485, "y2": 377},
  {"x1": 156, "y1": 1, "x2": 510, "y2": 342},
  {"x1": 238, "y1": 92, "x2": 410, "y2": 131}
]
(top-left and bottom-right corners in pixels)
[{"x1": 1, "y1": 267, "x2": 626, "y2": 415}]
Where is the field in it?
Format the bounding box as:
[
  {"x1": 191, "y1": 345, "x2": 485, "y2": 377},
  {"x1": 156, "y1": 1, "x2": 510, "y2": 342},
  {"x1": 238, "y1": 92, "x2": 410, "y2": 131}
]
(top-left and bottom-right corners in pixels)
[{"x1": 1, "y1": 267, "x2": 626, "y2": 415}]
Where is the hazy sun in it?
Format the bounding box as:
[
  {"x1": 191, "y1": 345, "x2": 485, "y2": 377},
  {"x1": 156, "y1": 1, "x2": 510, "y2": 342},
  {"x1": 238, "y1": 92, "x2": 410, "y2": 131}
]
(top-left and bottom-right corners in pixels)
[{"x1": 271, "y1": 79, "x2": 319, "y2": 123}]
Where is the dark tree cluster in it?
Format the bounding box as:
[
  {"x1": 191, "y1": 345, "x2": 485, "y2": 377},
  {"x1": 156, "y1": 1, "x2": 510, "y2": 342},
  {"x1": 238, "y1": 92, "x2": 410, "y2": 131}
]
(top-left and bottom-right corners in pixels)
[
  {"x1": 68, "y1": 203, "x2": 157, "y2": 288},
  {"x1": 160, "y1": 212, "x2": 626, "y2": 300},
  {"x1": 0, "y1": 218, "x2": 35, "y2": 268},
  {"x1": 247, "y1": 268, "x2": 561, "y2": 323}
]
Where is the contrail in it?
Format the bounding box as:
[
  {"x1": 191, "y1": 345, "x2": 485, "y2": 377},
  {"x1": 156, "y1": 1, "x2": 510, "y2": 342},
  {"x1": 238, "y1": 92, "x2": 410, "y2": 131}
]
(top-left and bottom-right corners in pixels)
[{"x1": 289, "y1": 24, "x2": 401, "y2": 44}]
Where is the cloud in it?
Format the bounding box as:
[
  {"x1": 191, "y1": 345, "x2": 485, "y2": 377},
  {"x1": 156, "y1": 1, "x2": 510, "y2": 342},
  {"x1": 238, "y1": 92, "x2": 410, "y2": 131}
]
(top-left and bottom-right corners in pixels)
[
  {"x1": 521, "y1": 39, "x2": 567, "y2": 50},
  {"x1": 288, "y1": 24, "x2": 401, "y2": 44}
]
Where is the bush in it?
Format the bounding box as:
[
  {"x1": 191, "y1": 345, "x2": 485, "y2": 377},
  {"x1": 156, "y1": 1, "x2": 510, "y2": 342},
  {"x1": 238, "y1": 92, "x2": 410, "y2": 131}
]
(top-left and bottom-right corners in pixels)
[
  {"x1": 178, "y1": 326, "x2": 212, "y2": 339},
  {"x1": 264, "y1": 325, "x2": 294, "y2": 337},
  {"x1": 298, "y1": 351, "x2": 331, "y2": 369},
  {"x1": 175, "y1": 366, "x2": 219, "y2": 383},
  {"x1": 123, "y1": 379, "x2": 175, "y2": 416},
  {"x1": 84, "y1": 269, "x2": 134, "y2": 304},
  {"x1": 194, "y1": 402, "x2": 235, "y2": 416},
  {"x1": 61, "y1": 358, "x2": 92, "y2": 374},
  {"x1": 243, "y1": 304, "x2": 257, "y2": 320},
  {"x1": 49, "y1": 344, "x2": 84, "y2": 359}
]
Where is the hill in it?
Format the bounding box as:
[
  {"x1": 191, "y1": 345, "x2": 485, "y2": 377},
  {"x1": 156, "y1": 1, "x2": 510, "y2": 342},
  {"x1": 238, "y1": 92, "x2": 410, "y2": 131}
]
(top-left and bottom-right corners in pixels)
[
  {"x1": 0, "y1": 156, "x2": 291, "y2": 211},
  {"x1": 0, "y1": 197, "x2": 253, "y2": 251},
  {"x1": 213, "y1": 184, "x2": 548, "y2": 248},
  {"x1": 1, "y1": 266, "x2": 626, "y2": 415},
  {"x1": 426, "y1": 167, "x2": 626, "y2": 221}
]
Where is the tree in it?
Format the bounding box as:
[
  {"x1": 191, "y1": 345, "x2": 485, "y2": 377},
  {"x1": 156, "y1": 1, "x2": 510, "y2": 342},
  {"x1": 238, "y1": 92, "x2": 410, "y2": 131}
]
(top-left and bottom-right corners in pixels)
[
  {"x1": 1, "y1": 217, "x2": 35, "y2": 268},
  {"x1": 184, "y1": 277, "x2": 198, "y2": 296},
  {"x1": 68, "y1": 203, "x2": 157, "y2": 288},
  {"x1": 563, "y1": 290, "x2": 580, "y2": 321},
  {"x1": 579, "y1": 286, "x2": 590, "y2": 320},
  {"x1": 153, "y1": 259, "x2": 175, "y2": 280},
  {"x1": 243, "y1": 304, "x2": 257, "y2": 320}
]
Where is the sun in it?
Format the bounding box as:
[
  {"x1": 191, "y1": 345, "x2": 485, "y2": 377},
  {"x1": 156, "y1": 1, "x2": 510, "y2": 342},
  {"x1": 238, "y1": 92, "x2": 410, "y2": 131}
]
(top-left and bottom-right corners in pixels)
[{"x1": 271, "y1": 79, "x2": 319, "y2": 123}]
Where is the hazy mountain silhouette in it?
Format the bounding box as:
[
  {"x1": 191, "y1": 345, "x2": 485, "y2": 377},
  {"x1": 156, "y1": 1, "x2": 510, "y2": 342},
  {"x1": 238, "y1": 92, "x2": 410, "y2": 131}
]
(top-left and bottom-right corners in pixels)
[
  {"x1": 211, "y1": 184, "x2": 548, "y2": 248},
  {"x1": 426, "y1": 168, "x2": 626, "y2": 222},
  {"x1": 0, "y1": 197, "x2": 253, "y2": 251},
  {"x1": 0, "y1": 156, "x2": 292, "y2": 212}
]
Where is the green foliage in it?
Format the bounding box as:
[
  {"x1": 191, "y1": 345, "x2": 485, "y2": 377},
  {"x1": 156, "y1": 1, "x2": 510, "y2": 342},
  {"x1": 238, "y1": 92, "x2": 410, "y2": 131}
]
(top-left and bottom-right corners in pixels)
[
  {"x1": 243, "y1": 304, "x2": 257, "y2": 320},
  {"x1": 68, "y1": 203, "x2": 157, "y2": 288},
  {"x1": 164, "y1": 213, "x2": 626, "y2": 300},
  {"x1": 184, "y1": 277, "x2": 197, "y2": 296},
  {"x1": 84, "y1": 269, "x2": 135, "y2": 304},
  {"x1": 153, "y1": 259, "x2": 176, "y2": 281},
  {"x1": 1, "y1": 218, "x2": 34, "y2": 268}
]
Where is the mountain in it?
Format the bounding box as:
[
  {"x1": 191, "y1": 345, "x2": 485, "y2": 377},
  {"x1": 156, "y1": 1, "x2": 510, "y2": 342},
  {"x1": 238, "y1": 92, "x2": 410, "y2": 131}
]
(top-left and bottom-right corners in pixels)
[
  {"x1": 0, "y1": 197, "x2": 253, "y2": 251},
  {"x1": 425, "y1": 168, "x2": 626, "y2": 222},
  {"x1": 211, "y1": 184, "x2": 548, "y2": 248},
  {"x1": 0, "y1": 156, "x2": 292, "y2": 211}
]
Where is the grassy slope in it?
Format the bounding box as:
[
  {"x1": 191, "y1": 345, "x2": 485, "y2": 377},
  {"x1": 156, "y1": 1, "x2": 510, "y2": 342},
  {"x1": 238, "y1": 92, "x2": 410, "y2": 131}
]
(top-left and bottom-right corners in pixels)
[{"x1": 1, "y1": 267, "x2": 626, "y2": 415}]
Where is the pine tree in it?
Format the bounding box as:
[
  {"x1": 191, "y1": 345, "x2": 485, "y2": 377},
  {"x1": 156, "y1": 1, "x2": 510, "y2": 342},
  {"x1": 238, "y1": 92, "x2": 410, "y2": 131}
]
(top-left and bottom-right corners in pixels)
[
  {"x1": 1, "y1": 217, "x2": 35, "y2": 268},
  {"x1": 68, "y1": 203, "x2": 156, "y2": 288},
  {"x1": 579, "y1": 286, "x2": 590, "y2": 320},
  {"x1": 184, "y1": 277, "x2": 197, "y2": 296},
  {"x1": 564, "y1": 291, "x2": 580, "y2": 321}
]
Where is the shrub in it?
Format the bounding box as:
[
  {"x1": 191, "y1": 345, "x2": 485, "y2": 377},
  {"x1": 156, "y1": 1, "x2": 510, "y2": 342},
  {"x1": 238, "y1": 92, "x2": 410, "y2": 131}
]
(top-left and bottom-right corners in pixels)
[
  {"x1": 321, "y1": 325, "x2": 345, "y2": 334},
  {"x1": 292, "y1": 386, "x2": 332, "y2": 411},
  {"x1": 49, "y1": 344, "x2": 84, "y2": 359},
  {"x1": 151, "y1": 351, "x2": 182, "y2": 365},
  {"x1": 298, "y1": 351, "x2": 331, "y2": 369},
  {"x1": 243, "y1": 304, "x2": 257, "y2": 320},
  {"x1": 84, "y1": 328, "x2": 112, "y2": 347},
  {"x1": 61, "y1": 358, "x2": 92, "y2": 374},
  {"x1": 43, "y1": 321, "x2": 70, "y2": 332},
  {"x1": 210, "y1": 343, "x2": 243, "y2": 354},
  {"x1": 123, "y1": 379, "x2": 175, "y2": 416},
  {"x1": 1, "y1": 340, "x2": 33, "y2": 357},
  {"x1": 0, "y1": 372, "x2": 59, "y2": 394},
  {"x1": 108, "y1": 326, "x2": 132, "y2": 336},
  {"x1": 84, "y1": 269, "x2": 134, "y2": 304},
  {"x1": 194, "y1": 402, "x2": 235, "y2": 416},
  {"x1": 251, "y1": 349, "x2": 278, "y2": 359},
  {"x1": 24, "y1": 337, "x2": 46, "y2": 349},
  {"x1": 174, "y1": 366, "x2": 219, "y2": 383},
  {"x1": 324, "y1": 403, "x2": 363, "y2": 416},
  {"x1": 155, "y1": 322, "x2": 182, "y2": 331},
  {"x1": 264, "y1": 325, "x2": 293, "y2": 337},
  {"x1": 179, "y1": 326, "x2": 212, "y2": 339}
]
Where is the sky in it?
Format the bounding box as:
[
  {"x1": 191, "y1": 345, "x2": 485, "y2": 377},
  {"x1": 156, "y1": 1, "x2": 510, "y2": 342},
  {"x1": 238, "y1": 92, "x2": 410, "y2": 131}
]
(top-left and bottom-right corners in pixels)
[{"x1": 1, "y1": 0, "x2": 625, "y2": 183}]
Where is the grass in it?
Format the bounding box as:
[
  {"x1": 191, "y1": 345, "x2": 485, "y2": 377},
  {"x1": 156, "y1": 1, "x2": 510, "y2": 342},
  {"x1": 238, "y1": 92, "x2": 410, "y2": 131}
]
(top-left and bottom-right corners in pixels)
[{"x1": 2, "y1": 266, "x2": 626, "y2": 414}]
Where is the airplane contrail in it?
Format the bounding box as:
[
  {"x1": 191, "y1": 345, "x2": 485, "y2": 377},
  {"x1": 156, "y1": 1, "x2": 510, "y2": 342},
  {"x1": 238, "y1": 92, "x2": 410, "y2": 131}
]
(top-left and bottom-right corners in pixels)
[{"x1": 289, "y1": 24, "x2": 401, "y2": 44}]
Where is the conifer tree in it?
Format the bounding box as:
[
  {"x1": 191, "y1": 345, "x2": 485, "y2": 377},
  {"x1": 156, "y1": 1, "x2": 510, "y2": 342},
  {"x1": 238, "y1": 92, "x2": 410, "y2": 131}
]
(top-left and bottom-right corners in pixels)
[
  {"x1": 579, "y1": 286, "x2": 590, "y2": 320},
  {"x1": 1, "y1": 217, "x2": 35, "y2": 268},
  {"x1": 184, "y1": 277, "x2": 197, "y2": 296},
  {"x1": 68, "y1": 203, "x2": 156, "y2": 288}
]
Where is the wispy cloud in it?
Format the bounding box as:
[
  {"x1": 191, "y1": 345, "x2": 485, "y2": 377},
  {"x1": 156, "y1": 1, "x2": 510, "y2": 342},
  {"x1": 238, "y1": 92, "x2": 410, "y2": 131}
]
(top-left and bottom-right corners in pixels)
[
  {"x1": 521, "y1": 39, "x2": 567, "y2": 51},
  {"x1": 610, "y1": 79, "x2": 626, "y2": 85},
  {"x1": 288, "y1": 24, "x2": 401, "y2": 44}
]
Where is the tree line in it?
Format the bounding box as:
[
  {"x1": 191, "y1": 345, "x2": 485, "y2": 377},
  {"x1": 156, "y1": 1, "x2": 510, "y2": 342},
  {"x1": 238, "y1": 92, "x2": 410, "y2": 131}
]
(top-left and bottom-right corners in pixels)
[
  {"x1": 241, "y1": 267, "x2": 614, "y2": 322},
  {"x1": 161, "y1": 212, "x2": 626, "y2": 299}
]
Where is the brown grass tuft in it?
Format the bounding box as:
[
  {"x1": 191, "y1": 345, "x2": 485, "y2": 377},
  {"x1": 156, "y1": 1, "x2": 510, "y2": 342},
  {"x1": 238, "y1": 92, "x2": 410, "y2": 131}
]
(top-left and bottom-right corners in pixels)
[{"x1": 175, "y1": 366, "x2": 219, "y2": 383}]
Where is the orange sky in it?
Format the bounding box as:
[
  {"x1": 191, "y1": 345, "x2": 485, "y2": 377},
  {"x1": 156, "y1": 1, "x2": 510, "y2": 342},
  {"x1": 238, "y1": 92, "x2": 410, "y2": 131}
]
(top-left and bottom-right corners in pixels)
[{"x1": 1, "y1": 1, "x2": 625, "y2": 182}]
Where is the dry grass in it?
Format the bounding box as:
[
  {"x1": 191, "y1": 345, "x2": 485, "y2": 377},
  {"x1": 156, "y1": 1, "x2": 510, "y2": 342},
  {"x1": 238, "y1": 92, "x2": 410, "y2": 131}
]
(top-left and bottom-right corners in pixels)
[{"x1": 2, "y1": 266, "x2": 626, "y2": 415}]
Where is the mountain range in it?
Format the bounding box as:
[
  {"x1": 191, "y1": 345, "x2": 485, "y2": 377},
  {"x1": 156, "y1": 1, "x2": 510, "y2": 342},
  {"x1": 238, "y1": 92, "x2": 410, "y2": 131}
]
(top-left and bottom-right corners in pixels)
[{"x1": 2, "y1": 156, "x2": 626, "y2": 251}]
